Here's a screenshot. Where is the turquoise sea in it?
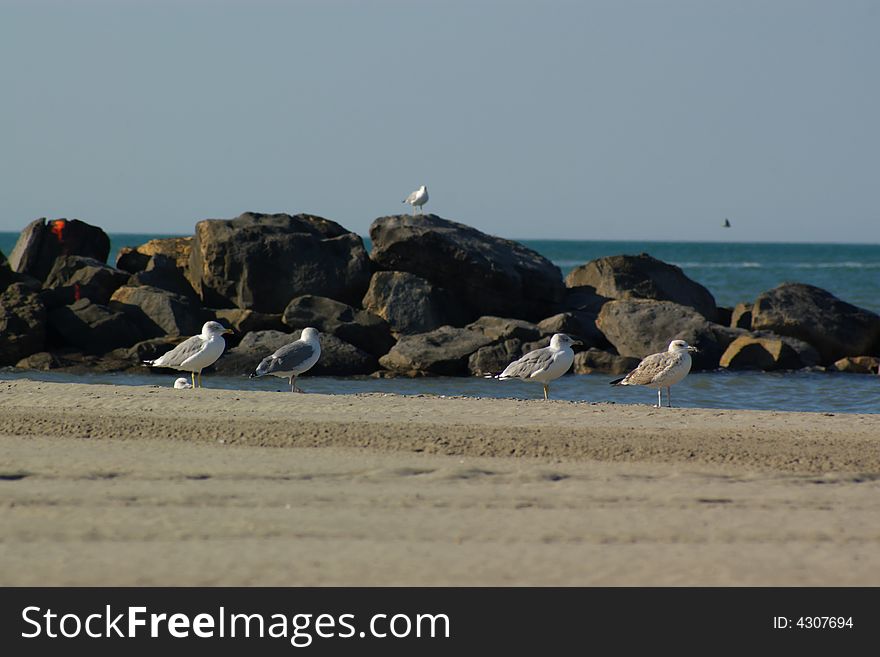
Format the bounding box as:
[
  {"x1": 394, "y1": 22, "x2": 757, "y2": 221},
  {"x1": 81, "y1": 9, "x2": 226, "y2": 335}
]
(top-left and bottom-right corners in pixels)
[{"x1": 2, "y1": 232, "x2": 879, "y2": 414}]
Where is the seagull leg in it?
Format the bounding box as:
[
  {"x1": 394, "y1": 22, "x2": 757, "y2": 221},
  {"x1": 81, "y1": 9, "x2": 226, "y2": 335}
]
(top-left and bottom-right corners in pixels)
[
  {"x1": 656, "y1": 388, "x2": 662, "y2": 408},
  {"x1": 543, "y1": 384, "x2": 549, "y2": 400},
  {"x1": 191, "y1": 371, "x2": 196, "y2": 389},
  {"x1": 289, "y1": 375, "x2": 295, "y2": 392}
]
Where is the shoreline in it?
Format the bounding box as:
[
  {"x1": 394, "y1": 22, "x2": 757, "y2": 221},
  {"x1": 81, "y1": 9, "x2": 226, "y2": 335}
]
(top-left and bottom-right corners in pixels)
[{"x1": 2, "y1": 380, "x2": 879, "y2": 585}]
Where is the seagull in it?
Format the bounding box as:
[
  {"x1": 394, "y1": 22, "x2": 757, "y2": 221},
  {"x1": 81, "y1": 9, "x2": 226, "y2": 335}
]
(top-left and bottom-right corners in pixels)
[
  {"x1": 610, "y1": 339, "x2": 698, "y2": 408},
  {"x1": 723, "y1": 218, "x2": 731, "y2": 228},
  {"x1": 144, "y1": 321, "x2": 232, "y2": 389},
  {"x1": 249, "y1": 327, "x2": 322, "y2": 392},
  {"x1": 402, "y1": 184, "x2": 428, "y2": 215},
  {"x1": 173, "y1": 377, "x2": 192, "y2": 389},
  {"x1": 493, "y1": 333, "x2": 580, "y2": 400}
]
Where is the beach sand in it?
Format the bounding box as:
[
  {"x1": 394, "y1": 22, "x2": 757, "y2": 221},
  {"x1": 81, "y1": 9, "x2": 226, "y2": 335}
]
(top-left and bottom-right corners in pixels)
[{"x1": 1, "y1": 379, "x2": 878, "y2": 585}]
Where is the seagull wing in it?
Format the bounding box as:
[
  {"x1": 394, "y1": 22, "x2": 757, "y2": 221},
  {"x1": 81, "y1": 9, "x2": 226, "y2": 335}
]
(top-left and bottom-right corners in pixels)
[
  {"x1": 499, "y1": 347, "x2": 555, "y2": 380},
  {"x1": 146, "y1": 335, "x2": 205, "y2": 368},
  {"x1": 620, "y1": 351, "x2": 681, "y2": 385},
  {"x1": 254, "y1": 340, "x2": 317, "y2": 376}
]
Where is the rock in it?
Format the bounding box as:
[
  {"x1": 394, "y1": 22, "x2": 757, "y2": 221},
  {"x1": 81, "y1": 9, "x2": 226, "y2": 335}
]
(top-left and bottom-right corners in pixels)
[
  {"x1": 109, "y1": 285, "x2": 203, "y2": 338},
  {"x1": 216, "y1": 329, "x2": 377, "y2": 377},
  {"x1": 536, "y1": 310, "x2": 608, "y2": 349},
  {"x1": 282, "y1": 295, "x2": 394, "y2": 357},
  {"x1": 15, "y1": 351, "x2": 62, "y2": 370},
  {"x1": 465, "y1": 316, "x2": 542, "y2": 343},
  {"x1": 361, "y1": 271, "x2": 467, "y2": 334},
  {"x1": 210, "y1": 308, "x2": 285, "y2": 335},
  {"x1": 716, "y1": 306, "x2": 733, "y2": 327},
  {"x1": 8, "y1": 218, "x2": 111, "y2": 282},
  {"x1": 467, "y1": 339, "x2": 523, "y2": 376},
  {"x1": 122, "y1": 337, "x2": 187, "y2": 363},
  {"x1": 0, "y1": 283, "x2": 47, "y2": 366},
  {"x1": 565, "y1": 253, "x2": 718, "y2": 321},
  {"x1": 750, "y1": 283, "x2": 880, "y2": 364},
  {"x1": 116, "y1": 237, "x2": 193, "y2": 274},
  {"x1": 129, "y1": 254, "x2": 198, "y2": 299},
  {"x1": 379, "y1": 326, "x2": 495, "y2": 376},
  {"x1": 41, "y1": 255, "x2": 130, "y2": 308},
  {"x1": 730, "y1": 302, "x2": 753, "y2": 329},
  {"x1": 369, "y1": 214, "x2": 564, "y2": 322},
  {"x1": 830, "y1": 356, "x2": 880, "y2": 374},
  {"x1": 47, "y1": 299, "x2": 142, "y2": 354},
  {"x1": 596, "y1": 298, "x2": 723, "y2": 370},
  {"x1": 719, "y1": 335, "x2": 820, "y2": 371},
  {"x1": 189, "y1": 212, "x2": 371, "y2": 312},
  {"x1": 572, "y1": 348, "x2": 642, "y2": 375}
]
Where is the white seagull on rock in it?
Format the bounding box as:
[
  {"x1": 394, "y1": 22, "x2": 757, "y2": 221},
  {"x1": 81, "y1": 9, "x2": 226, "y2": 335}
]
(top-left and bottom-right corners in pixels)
[
  {"x1": 249, "y1": 327, "x2": 322, "y2": 392},
  {"x1": 494, "y1": 333, "x2": 580, "y2": 400},
  {"x1": 403, "y1": 184, "x2": 428, "y2": 214},
  {"x1": 610, "y1": 339, "x2": 698, "y2": 408},
  {"x1": 144, "y1": 321, "x2": 233, "y2": 389}
]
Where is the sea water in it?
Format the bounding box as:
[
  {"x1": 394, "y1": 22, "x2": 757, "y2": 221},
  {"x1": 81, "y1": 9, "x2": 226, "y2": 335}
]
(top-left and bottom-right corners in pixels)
[{"x1": 2, "y1": 232, "x2": 878, "y2": 414}]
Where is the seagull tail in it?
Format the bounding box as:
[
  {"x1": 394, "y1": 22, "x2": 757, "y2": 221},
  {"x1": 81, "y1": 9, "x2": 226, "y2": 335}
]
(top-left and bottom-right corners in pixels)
[{"x1": 609, "y1": 376, "x2": 625, "y2": 386}]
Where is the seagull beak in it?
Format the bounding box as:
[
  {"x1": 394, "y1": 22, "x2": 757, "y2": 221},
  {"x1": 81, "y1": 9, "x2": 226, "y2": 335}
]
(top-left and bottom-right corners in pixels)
[
  {"x1": 572, "y1": 339, "x2": 583, "y2": 346},
  {"x1": 688, "y1": 346, "x2": 699, "y2": 353},
  {"x1": 224, "y1": 328, "x2": 234, "y2": 335}
]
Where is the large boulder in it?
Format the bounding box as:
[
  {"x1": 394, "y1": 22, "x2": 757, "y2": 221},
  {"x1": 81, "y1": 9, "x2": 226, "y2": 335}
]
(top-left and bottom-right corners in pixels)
[
  {"x1": 750, "y1": 283, "x2": 880, "y2": 364},
  {"x1": 467, "y1": 339, "x2": 523, "y2": 376},
  {"x1": 216, "y1": 329, "x2": 377, "y2": 377},
  {"x1": 379, "y1": 326, "x2": 495, "y2": 376},
  {"x1": 596, "y1": 298, "x2": 723, "y2": 370},
  {"x1": 369, "y1": 214, "x2": 564, "y2": 322},
  {"x1": 282, "y1": 295, "x2": 394, "y2": 357},
  {"x1": 361, "y1": 271, "x2": 467, "y2": 334},
  {"x1": 0, "y1": 283, "x2": 47, "y2": 365},
  {"x1": 116, "y1": 236, "x2": 193, "y2": 274},
  {"x1": 831, "y1": 356, "x2": 880, "y2": 374},
  {"x1": 719, "y1": 335, "x2": 820, "y2": 371},
  {"x1": 210, "y1": 308, "x2": 285, "y2": 335},
  {"x1": 730, "y1": 302, "x2": 753, "y2": 329},
  {"x1": 109, "y1": 285, "x2": 202, "y2": 338},
  {"x1": 189, "y1": 212, "x2": 371, "y2": 312},
  {"x1": 129, "y1": 254, "x2": 198, "y2": 299},
  {"x1": 465, "y1": 316, "x2": 542, "y2": 343},
  {"x1": 41, "y1": 255, "x2": 130, "y2": 308},
  {"x1": 565, "y1": 253, "x2": 718, "y2": 321},
  {"x1": 47, "y1": 299, "x2": 142, "y2": 354},
  {"x1": 556, "y1": 285, "x2": 612, "y2": 348},
  {"x1": 573, "y1": 349, "x2": 641, "y2": 375},
  {"x1": 9, "y1": 218, "x2": 111, "y2": 282}
]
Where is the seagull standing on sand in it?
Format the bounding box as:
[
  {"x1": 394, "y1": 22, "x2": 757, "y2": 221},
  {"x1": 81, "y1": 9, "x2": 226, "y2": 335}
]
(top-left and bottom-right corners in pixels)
[
  {"x1": 494, "y1": 333, "x2": 579, "y2": 400},
  {"x1": 403, "y1": 185, "x2": 428, "y2": 214},
  {"x1": 144, "y1": 321, "x2": 232, "y2": 389},
  {"x1": 610, "y1": 339, "x2": 698, "y2": 408},
  {"x1": 249, "y1": 327, "x2": 322, "y2": 392}
]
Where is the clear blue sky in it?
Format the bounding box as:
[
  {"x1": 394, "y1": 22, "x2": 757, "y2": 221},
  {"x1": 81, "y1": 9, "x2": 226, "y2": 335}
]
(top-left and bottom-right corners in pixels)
[{"x1": 2, "y1": 0, "x2": 877, "y2": 243}]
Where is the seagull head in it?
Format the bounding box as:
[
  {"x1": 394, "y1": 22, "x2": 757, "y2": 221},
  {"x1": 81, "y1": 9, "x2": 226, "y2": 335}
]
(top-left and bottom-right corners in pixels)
[
  {"x1": 301, "y1": 327, "x2": 321, "y2": 343},
  {"x1": 201, "y1": 321, "x2": 233, "y2": 338},
  {"x1": 550, "y1": 333, "x2": 581, "y2": 349},
  {"x1": 668, "y1": 339, "x2": 698, "y2": 353}
]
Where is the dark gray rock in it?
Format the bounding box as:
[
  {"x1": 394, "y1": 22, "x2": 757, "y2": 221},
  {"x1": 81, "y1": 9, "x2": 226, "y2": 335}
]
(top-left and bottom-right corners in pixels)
[
  {"x1": 130, "y1": 254, "x2": 198, "y2": 299},
  {"x1": 369, "y1": 214, "x2": 564, "y2": 322},
  {"x1": 9, "y1": 218, "x2": 111, "y2": 282},
  {"x1": 0, "y1": 283, "x2": 47, "y2": 365},
  {"x1": 41, "y1": 255, "x2": 130, "y2": 308},
  {"x1": 109, "y1": 285, "x2": 202, "y2": 338},
  {"x1": 467, "y1": 339, "x2": 523, "y2": 376},
  {"x1": 14, "y1": 351, "x2": 63, "y2": 371},
  {"x1": 730, "y1": 302, "x2": 753, "y2": 329},
  {"x1": 47, "y1": 299, "x2": 142, "y2": 354},
  {"x1": 565, "y1": 253, "x2": 718, "y2": 321},
  {"x1": 210, "y1": 308, "x2": 285, "y2": 335},
  {"x1": 465, "y1": 316, "x2": 542, "y2": 343},
  {"x1": 750, "y1": 283, "x2": 880, "y2": 364},
  {"x1": 282, "y1": 295, "x2": 394, "y2": 357},
  {"x1": 361, "y1": 270, "x2": 467, "y2": 334},
  {"x1": 573, "y1": 348, "x2": 641, "y2": 375},
  {"x1": 189, "y1": 212, "x2": 371, "y2": 312},
  {"x1": 596, "y1": 298, "x2": 723, "y2": 370},
  {"x1": 379, "y1": 326, "x2": 495, "y2": 375},
  {"x1": 216, "y1": 329, "x2": 377, "y2": 377}
]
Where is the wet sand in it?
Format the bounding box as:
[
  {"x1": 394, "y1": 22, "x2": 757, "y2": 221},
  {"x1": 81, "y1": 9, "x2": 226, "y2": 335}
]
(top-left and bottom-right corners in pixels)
[{"x1": 1, "y1": 379, "x2": 879, "y2": 585}]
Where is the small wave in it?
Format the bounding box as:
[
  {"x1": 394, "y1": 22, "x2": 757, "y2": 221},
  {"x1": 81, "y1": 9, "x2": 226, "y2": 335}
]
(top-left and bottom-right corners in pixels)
[
  {"x1": 672, "y1": 262, "x2": 763, "y2": 269},
  {"x1": 792, "y1": 262, "x2": 880, "y2": 269}
]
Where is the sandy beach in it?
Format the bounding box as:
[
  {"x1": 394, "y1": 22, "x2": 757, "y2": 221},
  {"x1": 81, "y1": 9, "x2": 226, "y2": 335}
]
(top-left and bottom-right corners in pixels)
[{"x1": 1, "y1": 378, "x2": 879, "y2": 586}]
